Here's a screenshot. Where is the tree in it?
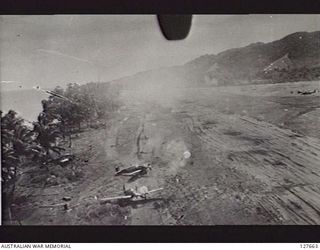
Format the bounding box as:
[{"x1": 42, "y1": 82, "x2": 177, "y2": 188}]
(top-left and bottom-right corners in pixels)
[
  {"x1": 35, "y1": 81, "x2": 121, "y2": 148},
  {"x1": 1, "y1": 110, "x2": 41, "y2": 222},
  {"x1": 1, "y1": 110, "x2": 40, "y2": 168},
  {"x1": 33, "y1": 113, "x2": 64, "y2": 164}
]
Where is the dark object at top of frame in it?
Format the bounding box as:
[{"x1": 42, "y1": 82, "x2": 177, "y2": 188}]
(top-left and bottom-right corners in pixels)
[{"x1": 157, "y1": 15, "x2": 192, "y2": 40}]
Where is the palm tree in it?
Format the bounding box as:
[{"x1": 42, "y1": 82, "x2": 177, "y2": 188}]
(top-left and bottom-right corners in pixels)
[
  {"x1": 1, "y1": 110, "x2": 40, "y2": 223},
  {"x1": 1, "y1": 146, "x2": 19, "y2": 183},
  {"x1": 2, "y1": 110, "x2": 42, "y2": 161},
  {"x1": 1, "y1": 110, "x2": 24, "y2": 134},
  {"x1": 33, "y1": 114, "x2": 64, "y2": 164},
  {"x1": 1, "y1": 145, "x2": 20, "y2": 222}
]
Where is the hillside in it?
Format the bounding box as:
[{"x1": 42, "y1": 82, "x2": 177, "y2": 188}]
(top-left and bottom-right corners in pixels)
[
  {"x1": 188, "y1": 31, "x2": 320, "y2": 85},
  {"x1": 112, "y1": 31, "x2": 320, "y2": 89}
]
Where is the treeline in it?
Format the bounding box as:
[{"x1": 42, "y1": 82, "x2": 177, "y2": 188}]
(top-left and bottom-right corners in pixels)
[
  {"x1": 41, "y1": 82, "x2": 120, "y2": 135},
  {"x1": 1, "y1": 82, "x2": 120, "y2": 219}
]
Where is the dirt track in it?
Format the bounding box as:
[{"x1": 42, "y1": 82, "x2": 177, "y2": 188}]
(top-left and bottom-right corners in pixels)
[
  {"x1": 10, "y1": 82, "x2": 320, "y2": 225},
  {"x1": 109, "y1": 83, "x2": 320, "y2": 225}
]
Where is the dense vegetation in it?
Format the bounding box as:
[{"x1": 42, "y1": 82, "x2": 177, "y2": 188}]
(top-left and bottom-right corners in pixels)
[{"x1": 1, "y1": 82, "x2": 120, "y2": 221}]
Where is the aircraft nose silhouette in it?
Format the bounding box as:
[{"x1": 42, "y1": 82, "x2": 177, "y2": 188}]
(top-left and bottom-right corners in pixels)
[{"x1": 157, "y1": 15, "x2": 192, "y2": 40}]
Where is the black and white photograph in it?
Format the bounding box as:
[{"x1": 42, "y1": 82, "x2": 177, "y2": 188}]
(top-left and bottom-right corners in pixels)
[{"x1": 1, "y1": 15, "x2": 320, "y2": 225}]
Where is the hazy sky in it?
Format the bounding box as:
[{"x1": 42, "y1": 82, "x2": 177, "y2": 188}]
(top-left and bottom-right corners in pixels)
[{"x1": 1, "y1": 15, "x2": 320, "y2": 91}]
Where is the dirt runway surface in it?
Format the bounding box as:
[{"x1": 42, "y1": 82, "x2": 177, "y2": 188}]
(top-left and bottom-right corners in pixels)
[
  {"x1": 94, "y1": 81, "x2": 320, "y2": 225},
  {"x1": 11, "y1": 81, "x2": 320, "y2": 225}
]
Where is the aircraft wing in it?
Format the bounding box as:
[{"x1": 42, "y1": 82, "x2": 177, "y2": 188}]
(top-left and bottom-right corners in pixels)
[
  {"x1": 146, "y1": 188, "x2": 164, "y2": 194},
  {"x1": 34, "y1": 86, "x2": 76, "y2": 104},
  {"x1": 121, "y1": 170, "x2": 142, "y2": 176},
  {"x1": 99, "y1": 195, "x2": 132, "y2": 201}
]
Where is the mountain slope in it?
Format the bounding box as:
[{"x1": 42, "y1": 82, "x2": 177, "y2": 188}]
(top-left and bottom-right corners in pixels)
[
  {"x1": 112, "y1": 31, "x2": 320, "y2": 90},
  {"x1": 188, "y1": 31, "x2": 320, "y2": 85}
]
